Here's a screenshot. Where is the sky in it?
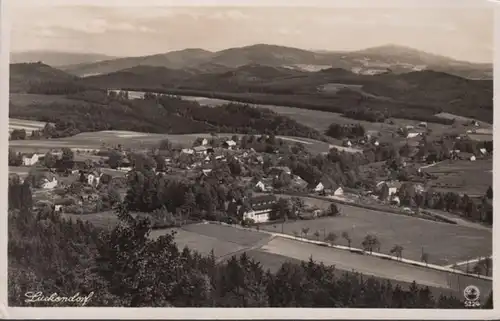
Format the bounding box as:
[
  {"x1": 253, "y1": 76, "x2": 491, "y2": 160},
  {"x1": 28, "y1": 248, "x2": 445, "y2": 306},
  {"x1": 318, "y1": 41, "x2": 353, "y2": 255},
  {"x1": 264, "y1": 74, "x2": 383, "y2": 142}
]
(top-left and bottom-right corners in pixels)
[{"x1": 9, "y1": 4, "x2": 494, "y2": 63}]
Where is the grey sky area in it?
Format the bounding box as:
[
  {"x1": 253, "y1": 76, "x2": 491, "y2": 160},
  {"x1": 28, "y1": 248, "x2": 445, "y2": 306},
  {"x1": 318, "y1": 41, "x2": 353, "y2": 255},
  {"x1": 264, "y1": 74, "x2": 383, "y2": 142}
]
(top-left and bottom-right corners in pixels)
[{"x1": 10, "y1": 5, "x2": 493, "y2": 63}]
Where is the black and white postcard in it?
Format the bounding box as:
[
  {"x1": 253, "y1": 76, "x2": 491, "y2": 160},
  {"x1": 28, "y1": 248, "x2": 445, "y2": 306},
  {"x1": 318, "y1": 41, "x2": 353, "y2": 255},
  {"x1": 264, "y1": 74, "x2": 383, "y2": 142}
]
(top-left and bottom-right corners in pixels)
[{"x1": 2, "y1": 0, "x2": 497, "y2": 319}]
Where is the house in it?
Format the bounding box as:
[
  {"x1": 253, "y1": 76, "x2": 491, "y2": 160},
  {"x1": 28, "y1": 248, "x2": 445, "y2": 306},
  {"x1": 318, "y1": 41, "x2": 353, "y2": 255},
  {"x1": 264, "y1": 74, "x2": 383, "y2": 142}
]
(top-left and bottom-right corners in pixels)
[
  {"x1": 406, "y1": 132, "x2": 420, "y2": 139},
  {"x1": 41, "y1": 176, "x2": 58, "y2": 189},
  {"x1": 332, "y1": 186, "x2": 344, "y2": 196},
  {"x1": 223, "y1": 140, "x2": 237, "y2": 149},
  {"x1": 255, "y1": 180, "x2": 269, "y2": 192},
  {"x1": 202, "y1": 169, "x2": 212, "y2": 176},
  {"x1": 242, "y1": 195, "x2": 277, "y2": 223},
  {"x1": 376, "y1": 181, "x2": 401, "y2": 197},
  {"x1": 181, "y1": 148, "x2": 194, "y2": 155},
  {"x1": 22, "y1": 153, "x2": 39, "y2": 166},
  {"x1": 418, "y1": 122, "x2": 428, "y2": 128},
  {"x1": 193, "y1": 146, "x2": 208, "y2": 155},
  {"x1": 309, "y1": 178, "x2": 340, "y2": 194},
  {"x1": 479, "y1": 148, "x2": 487, "y2": 155},
  {"x1": 87, "y1": 171, "x2": 102, "y2": 187},
  {"x1": 373, "y1": 140, "x2": 380, "y2": 147},
  {"x1": 201, "y1": 138, "x2": 209, "y2": 146},
  {"x1": 343, "y1": 140, "x2": 352, "y2": 147}
]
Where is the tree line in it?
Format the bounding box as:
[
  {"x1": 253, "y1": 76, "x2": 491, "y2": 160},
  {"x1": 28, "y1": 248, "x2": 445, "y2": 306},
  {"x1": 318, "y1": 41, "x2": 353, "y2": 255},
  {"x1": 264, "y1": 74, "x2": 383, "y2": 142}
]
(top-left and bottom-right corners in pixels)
[{"x1": 9, "y1": 201, "x2": 481, "y2": 308}]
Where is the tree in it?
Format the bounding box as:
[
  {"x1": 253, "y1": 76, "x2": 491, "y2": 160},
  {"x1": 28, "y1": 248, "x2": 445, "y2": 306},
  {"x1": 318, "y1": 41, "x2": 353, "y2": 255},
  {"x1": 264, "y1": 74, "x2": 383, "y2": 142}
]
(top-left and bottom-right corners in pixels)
[
  {"x1": 301, "y1": 227, "x2": 310, "y2": 238},
  {"x1": 379, "y1": 184, "x2": 389, "y2": 201},
  {"x1": 290, "y1": 197, "x2": 305, "y2": 218},
  {"x1": 324, "y1": 232, "x2": 337, "y2": 245},
  {"x1": 361, "y1": 234, "x2": 380, "y2": 254},
  {"x1": 327, "y1": 203, "x2": 340, "y2": 216},
  {"x1": 10, "y1": 129, "x2": 27, "y2": 140},
  {"x1": 342, "y1": 231, "x2": 352, "y2": 248},
  {"x1": 313, "y1": 231, "x2": 320, "y2": 240},
  {"x1": 421, "y1": 252, "x2": 429, "y2": 266},
  {"x1": 390, "y1": 245, "x2": 404, "y2": 261},
  {"x1": 486, "y1": 186, "x2": 493, "y2": 199},
  {"x1": 43, "y1": 152, "x2": 57, "y2": 169},
  {"x1": 108, "y1": 150, "x2": 123, "y2": 169},
  {"x1": 8, "y1": 149, "x2": 22, "y2": 166},
  {"x1": 159, "y1": 139, "x2": 173, "y2": 151},
  {"x1": 59, "y1": 147, "x2": 74, "y2": 171}
]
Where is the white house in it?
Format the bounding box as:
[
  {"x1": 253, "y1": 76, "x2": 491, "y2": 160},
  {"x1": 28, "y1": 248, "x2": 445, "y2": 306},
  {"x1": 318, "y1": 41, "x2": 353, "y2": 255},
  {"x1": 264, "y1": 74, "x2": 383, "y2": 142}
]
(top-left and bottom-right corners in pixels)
[
  {"x1": 41, "y1": 177, "x2": 58, "y2": 189},
  {"x1": 87, "y1": 172, "x2": 102, "y2": 187},
  {"x1": 55, "y1": 204, "x2": 63, "y2": 212},
  {"x1": 332, "y1": 187, "x2": 344, "y2": 196},
  {"x1": 242, "y1": 195, "x2": 277, "y2": 223},
  {"x1": 470, "y1": 155, "x2": 477, "y2": 162},
  {"x1": 223, "y1": 140, "x2": 237, "y2": 149},
  {"x1": 313, "y1": 182, "x2": 325, "y2": 193},
  {"x1": 181, "y1": 148, "x2": 194, "y2": 155},
  {"x1": 406, "y1": 132, "x2": 420, "y2": 139},
  {"x1": 22, "y1": 153, "x2": 39, "y2": 166},
  {"x1": 255, "y1": 180, "x2": 268, "y2": 192},
  {"x1": 373, "y1": 140, "x2": 380, "y2": 147},
  {"x1": 480, "y1": 148, "x2": 487, "y2": 155},
  {"x1": 201, "y1": 138, "x2": 209, "y2": 146}
]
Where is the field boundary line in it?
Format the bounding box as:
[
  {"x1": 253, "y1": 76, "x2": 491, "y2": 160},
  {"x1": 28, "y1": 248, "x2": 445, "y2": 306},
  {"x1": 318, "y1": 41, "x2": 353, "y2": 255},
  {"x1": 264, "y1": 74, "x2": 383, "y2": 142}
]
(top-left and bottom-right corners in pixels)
[
  {"x1": 206, "y1": 221, "x2": 492, "y2": 282},
  {"x1": 444, "y1": 256, "x2": 493, "y2": 268}
]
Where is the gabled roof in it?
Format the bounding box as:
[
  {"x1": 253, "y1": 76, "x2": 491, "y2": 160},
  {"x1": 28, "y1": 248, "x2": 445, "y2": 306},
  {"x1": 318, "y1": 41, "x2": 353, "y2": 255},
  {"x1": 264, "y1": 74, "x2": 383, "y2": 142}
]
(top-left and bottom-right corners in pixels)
[{"x1": 249, "y1": 194, "x2": 277, "y2": 211}]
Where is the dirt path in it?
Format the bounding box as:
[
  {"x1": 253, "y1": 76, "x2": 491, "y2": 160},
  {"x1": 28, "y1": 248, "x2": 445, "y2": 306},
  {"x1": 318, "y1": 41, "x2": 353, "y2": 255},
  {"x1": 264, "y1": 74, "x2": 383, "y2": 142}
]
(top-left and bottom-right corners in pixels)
[{"x1": 216, "y1": 234, "x2": 275, "y2": 263}]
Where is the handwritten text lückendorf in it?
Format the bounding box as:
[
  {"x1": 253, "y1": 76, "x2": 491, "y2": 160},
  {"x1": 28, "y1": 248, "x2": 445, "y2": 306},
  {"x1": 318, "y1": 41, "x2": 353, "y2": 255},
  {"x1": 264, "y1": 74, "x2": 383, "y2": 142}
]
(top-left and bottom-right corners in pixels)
[{"x1": 25, "y1": 291, "x2": 94, "y2": 306}]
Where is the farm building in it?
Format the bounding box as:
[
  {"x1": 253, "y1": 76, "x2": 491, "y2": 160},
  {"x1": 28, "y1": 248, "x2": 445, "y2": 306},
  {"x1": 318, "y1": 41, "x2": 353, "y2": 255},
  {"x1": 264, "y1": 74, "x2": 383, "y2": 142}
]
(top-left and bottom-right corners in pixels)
[
  {"x1": 22, "y1": 153, "x2": 40, "y2": 166},
  {"x1": 309, "y1": 178, "x2": 343, "y2": 196},
  {"x1": 254, "y1": 180, "x2": 271, "y2": 192},
  {"x1": 193, "y1": 146, "x2": 208, "y2": 155},
  {"x1": 242, "y1": 195, "x2": 277, "y2": 223},
  {"x1": 406, "y1": 132, "x2": 420, "y2": 139},
  {"x1": 223, "y1": 140, "x2": 237, "y2": 149},
  {"x1": 41, "y1": 175, "x2": 58, "y2": 189},
  {"x1": 376, "y1": 181, "x2": 402, "y2": 197}
]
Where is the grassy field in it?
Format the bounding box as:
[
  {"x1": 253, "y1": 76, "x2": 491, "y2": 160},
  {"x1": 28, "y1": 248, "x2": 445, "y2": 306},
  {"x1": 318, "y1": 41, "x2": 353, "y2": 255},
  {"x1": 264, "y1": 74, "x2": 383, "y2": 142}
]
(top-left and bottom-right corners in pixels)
[
  {"x1": 8, "y1": 130, "x2": 332, "y2": 155},
  {"x1": 260, "y1": 195, "x2": 491, "y2": 266},
  {"x1": 257, "y1": 236, "x2": 491, "y2": 295},
  {"x1": 9, "y1": 93, "x2": 81, "y2": 107},
  {"x1": 434, "y1": 112, "x2": 492, "y2": 127},
  {"x1": 65, "y1": 212, "x2": 491, "y2": 297},
  {"x1": 423, "y1": 159, "x2": 492, "y2": 196},
  {"x1": 9, "y1": 118, "x2": 47, "y2": 134}
]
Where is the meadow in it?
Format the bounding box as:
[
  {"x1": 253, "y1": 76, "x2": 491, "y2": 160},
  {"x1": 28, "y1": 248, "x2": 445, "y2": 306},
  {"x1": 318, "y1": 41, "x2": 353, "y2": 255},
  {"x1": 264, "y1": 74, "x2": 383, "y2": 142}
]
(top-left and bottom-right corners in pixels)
[
  {"x1": 260, "y1": 195, "x2": 492, "y2": 266},
  {"x1": 423, "y1": 159, "x2": 492, "y2": 196}
]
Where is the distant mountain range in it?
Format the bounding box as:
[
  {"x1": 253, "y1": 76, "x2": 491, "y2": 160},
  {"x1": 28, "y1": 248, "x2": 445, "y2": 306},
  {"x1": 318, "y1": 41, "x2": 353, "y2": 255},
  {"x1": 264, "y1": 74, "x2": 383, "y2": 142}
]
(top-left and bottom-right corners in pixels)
[
  {"x1": 23, "y1": 44, "x2": 489, "y2": 80},
  {"x1": 9, "y1": 57, "x2": 494, "y2": 123},
  {"x1": 10, "y1": 51, "x2": 118, "y2": 67}
]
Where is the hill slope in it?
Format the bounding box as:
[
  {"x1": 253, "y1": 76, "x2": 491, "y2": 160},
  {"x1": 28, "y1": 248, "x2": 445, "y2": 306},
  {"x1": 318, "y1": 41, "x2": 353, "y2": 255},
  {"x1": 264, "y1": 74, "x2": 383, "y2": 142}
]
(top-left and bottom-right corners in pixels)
[
  {"x1": 10, "y1": 51, "x2": 116, "y2": 67},
  {"x1": 10, "y1": 62, "x2": 78, "y2": 93},
  {"x1": 61, "y1": 44, "x2": 492, "y2": 79}
]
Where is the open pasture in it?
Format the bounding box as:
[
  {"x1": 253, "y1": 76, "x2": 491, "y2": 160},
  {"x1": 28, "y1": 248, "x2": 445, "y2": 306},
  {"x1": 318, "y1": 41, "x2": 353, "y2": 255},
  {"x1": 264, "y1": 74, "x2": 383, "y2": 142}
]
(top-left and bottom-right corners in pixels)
[
  {"x1": 258, "y1": 236, "x2": 491, "y2": 295},
  {"x1": 9, "y1": 93, "x2": 80, "y2": 107},
  {"x1": 8, "y1": 130, "x2": 332, "y2": 155},
  {"x1": 423, "y1": 159, "x2": 492, "y2": 196},
  {"x1": 261, "y1": 195, "x2": 491, "y2": 266},
  {"x1": 9, "y1": 118, "x2": 47, "y2": 133},
  {"x1": 434, "y1": 112, "x2": 492, "y2": 127}
]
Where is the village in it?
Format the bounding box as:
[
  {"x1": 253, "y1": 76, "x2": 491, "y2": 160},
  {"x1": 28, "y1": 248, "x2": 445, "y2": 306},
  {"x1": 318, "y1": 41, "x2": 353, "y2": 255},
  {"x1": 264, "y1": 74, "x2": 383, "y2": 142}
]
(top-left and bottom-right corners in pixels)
[{"x1": 8, "y1": 115, "x2": 493, "y2": 227}]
